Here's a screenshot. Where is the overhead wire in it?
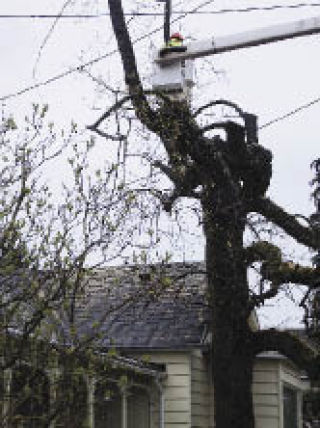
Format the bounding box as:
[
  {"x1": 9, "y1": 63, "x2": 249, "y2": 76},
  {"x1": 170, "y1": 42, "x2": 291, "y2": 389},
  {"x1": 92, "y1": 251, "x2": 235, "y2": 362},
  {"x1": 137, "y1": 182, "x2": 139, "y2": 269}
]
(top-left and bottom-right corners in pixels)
[
  {"x1": 0, "y1": 0, "x2": 214, "y2": 102},
  {"x1": 1, "y1": 3, "x2": 320, "y2": 18},
  {"x1": 259, "y1": 95, "x2": 320, "y2": 129},
  {"x1": 2, "y1": 0, "x2": 320, "y2": 128},
  {"x1": 204, "y1": 2, "x2": 320, "y2": 13},
  {"x1": 32, "y1": 0, "x2": 74, "y2": 80}
]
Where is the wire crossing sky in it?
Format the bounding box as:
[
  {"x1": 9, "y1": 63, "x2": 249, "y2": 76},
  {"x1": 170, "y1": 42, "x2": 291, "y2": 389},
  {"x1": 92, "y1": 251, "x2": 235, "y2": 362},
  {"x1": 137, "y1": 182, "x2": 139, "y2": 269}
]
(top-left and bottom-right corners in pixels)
[
  {"x1": 1, "y1": 0, "x2": 320, "y2": 128},
  {"x1": 1, "y1": 2, "x2": 320, "y2": 18}
]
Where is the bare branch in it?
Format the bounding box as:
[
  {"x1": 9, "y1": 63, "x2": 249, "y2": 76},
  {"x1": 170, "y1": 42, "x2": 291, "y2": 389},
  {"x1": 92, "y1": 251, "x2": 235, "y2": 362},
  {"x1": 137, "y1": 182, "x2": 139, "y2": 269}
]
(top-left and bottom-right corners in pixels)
[{"x1": 87, "y1": 95, "x2": 132, "y2": 130}]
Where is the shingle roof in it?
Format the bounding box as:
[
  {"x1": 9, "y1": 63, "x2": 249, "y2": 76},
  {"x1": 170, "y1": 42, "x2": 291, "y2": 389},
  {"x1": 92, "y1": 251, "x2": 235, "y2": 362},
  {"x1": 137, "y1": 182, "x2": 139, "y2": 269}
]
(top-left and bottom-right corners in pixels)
[{"x1": 75, "y1": 262, "x2": 210, "y2": 350}]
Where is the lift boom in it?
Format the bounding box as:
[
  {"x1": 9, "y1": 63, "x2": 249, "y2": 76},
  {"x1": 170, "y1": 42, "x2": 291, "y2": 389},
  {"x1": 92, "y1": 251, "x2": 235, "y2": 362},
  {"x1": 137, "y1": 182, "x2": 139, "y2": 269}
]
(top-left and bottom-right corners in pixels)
[{"x1": 156, "y1": 14, "x2": 320, "y2": 65}]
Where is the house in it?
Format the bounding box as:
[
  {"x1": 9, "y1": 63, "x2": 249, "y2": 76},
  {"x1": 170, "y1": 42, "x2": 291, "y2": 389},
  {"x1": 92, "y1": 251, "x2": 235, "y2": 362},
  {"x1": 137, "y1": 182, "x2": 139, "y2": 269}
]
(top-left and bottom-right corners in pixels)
[
  {"x1": 1, "y1": 262, "x2": 311, "y2": 427},
  {"x1": 0, "y1": 273, "x2": 165, "y2": 428},
  {"x1": 74, "y1": 262, "x2": 310, "y2": 428}
]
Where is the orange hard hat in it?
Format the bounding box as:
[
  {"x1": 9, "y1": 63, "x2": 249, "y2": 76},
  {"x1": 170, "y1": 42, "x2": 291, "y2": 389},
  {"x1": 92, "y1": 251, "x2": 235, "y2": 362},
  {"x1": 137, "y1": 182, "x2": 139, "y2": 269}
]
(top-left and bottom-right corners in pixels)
[{"x1": 170, "y1": 32, "x2": 183, "y2": 40}]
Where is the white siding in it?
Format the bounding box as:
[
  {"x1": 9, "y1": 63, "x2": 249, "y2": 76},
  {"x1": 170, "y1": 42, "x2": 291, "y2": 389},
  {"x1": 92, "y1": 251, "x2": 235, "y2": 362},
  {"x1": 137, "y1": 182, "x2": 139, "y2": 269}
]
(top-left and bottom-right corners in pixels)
[
  {"x1": 126, "y1": 351, "x2": 307, "y2": 428},
  {"x1": 253, "y1": 359, "x2": 281, "y2": 428},
  {"x1": 149, "y1": 352, "x2": 192, "y2": 428}
]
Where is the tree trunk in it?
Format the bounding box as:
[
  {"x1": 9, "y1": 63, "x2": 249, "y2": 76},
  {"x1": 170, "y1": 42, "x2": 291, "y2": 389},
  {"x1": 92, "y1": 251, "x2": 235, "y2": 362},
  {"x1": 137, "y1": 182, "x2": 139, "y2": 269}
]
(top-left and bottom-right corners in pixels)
[{"x1": 202, "y1": 188, "x2": 255, "y2": 428}]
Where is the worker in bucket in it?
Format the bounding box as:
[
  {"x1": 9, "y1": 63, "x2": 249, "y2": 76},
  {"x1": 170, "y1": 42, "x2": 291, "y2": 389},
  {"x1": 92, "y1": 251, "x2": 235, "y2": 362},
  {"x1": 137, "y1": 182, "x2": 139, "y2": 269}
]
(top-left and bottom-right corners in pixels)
[{"x1": 160, "y1": 32, "x2": 187, "y2": 57}]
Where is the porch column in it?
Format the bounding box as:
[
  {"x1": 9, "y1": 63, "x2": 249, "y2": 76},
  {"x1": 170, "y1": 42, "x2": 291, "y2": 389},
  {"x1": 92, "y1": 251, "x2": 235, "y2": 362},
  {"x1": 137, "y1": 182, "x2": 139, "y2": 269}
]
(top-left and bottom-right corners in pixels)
[
  {"x1": 2, "y1": 368, "x2": 12, "y2": 428},
  {"x1": 86, "y1": 375, "x2": 96, "y2": 428},
  {"x1": 120, "y1": 386, "x2": 128, "y2": 428}
]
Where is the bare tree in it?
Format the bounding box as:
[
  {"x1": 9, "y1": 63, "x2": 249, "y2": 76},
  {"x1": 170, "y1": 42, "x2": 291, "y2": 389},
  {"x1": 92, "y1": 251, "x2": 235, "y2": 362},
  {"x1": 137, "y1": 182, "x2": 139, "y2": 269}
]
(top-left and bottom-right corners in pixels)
[
  {"x1": 87, "y1": 2, "x2": 320, "y2": 427},
  {"x1": 0, "y1": 104, "x2": 153, "y2": 427}
]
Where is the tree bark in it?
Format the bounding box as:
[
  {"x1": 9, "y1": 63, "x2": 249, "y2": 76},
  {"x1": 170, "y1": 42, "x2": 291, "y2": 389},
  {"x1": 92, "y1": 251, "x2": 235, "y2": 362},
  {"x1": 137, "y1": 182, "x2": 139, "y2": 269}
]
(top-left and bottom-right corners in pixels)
[
  {"x1": 202, "y1": 187, "x2": 255, "y2": 428},
  {"x1": 107, "y1": 0, "x2": 159, "y2": 132}
]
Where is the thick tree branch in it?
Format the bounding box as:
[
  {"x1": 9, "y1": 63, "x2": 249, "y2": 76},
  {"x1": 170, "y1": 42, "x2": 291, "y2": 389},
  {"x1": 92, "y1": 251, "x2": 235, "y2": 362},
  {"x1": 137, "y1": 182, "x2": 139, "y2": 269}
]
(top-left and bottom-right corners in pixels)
[
  {"x1": 192, "y1": 99, "x2": 245, "y2": 119},
  {"x1": 245, "y1": 241, "x2": 282, "y2": 267},
  {"x1": 253, "y1": 197, "x2": 320, "y2": 249},
  {"x1": 266, "y1": 262, "x2": 320, "y2": 288},
  {"x1": 107, "y1": 0, "x2": 159, "y2": 132},
  {"x1": 253, "y1": 329, "x2": 320, "y2": 381},
  {"x1": 201, "y1": 121, "x2": 230, "y2": 134},
  {"x1": 247, "y1": 240, "x2": 320, "y2": 309}
]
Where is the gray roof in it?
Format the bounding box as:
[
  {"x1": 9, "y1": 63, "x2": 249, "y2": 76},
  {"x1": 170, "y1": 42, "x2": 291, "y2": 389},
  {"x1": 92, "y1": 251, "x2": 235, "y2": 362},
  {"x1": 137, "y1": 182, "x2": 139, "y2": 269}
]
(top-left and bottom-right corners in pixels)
[{"x1": 74, "y1": 262, "x2": 210, "y2": 350}]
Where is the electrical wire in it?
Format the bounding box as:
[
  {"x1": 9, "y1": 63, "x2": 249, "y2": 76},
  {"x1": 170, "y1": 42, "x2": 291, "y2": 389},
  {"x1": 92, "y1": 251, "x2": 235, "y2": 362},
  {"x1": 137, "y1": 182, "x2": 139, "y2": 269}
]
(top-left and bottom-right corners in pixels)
[
  {"x1": 1, "y1": 3, "x2": 320, "y2": 18},
  {"x1": 0, "y1": 13, "x2": 162, "y2": 18},
  {"x1": 2, "y1": 0, "x2": 320, "y2": 131},
  {"x1": 181, "y1": 2, "x2": 320, "y2": 14},
  {"x1": 259, "y1": 95, "x2": 320, "y2": 129},
  {"x1": 0, "y1": 0, "x2": 214, "y2": 102}
]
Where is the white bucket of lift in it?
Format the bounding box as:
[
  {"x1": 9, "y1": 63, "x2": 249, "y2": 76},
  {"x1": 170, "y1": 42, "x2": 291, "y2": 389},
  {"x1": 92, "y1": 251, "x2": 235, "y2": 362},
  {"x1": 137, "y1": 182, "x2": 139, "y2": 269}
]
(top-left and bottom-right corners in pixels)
[{"x1": 151, "y1": 49, "x2": 194, "y2": 99}]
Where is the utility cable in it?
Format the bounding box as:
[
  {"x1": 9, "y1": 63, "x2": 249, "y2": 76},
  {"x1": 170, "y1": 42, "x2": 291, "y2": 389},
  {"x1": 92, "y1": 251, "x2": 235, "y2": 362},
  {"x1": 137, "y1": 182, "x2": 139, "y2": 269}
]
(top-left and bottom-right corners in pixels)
[
  {"x1": 1, "y1": 3, "x2": 320, "y2": 19},
  {"x1": 0, "y1": 0, "x2": 214, "y2": 102},
  {"x1": 0, "y1": 3, "x2": 319, "y2": 18},
  {"x1": 260, "y1": 95, "x2": 320, "y2": 129},
  {"x1": 182, "y1": 2, "x2": 320, "y2": 14}
]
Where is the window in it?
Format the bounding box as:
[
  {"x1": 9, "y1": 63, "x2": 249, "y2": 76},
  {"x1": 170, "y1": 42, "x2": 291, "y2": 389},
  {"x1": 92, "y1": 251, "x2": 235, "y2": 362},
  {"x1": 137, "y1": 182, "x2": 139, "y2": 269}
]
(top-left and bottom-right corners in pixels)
[
  {"x1": 283, "y1": 385, "x2": 298, "y2": 428},
  {"x1": 94, "y1": 382, "x2": 150, "y2": 428}
]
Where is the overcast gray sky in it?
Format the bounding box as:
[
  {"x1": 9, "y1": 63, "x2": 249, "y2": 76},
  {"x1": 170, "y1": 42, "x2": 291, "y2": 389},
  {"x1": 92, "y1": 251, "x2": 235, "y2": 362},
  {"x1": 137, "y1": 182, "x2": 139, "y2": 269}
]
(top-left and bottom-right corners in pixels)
[{"x1": 1, "y1": 0, "x2": 320, "y2": 327}]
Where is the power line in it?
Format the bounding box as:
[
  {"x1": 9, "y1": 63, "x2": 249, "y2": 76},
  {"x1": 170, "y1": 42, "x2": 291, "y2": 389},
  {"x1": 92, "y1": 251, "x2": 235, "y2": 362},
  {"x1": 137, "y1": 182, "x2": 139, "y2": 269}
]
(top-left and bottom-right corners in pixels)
[
  {"x1": 260, "y1": 95, "x2": 320, "y2": 129},
  {"x1": 1, "y1": 3, "x2": 320, "y2": 19},
  {"x1": 193, "y1": 2, "x2": 320, "y2": 14},
  {"x1": 0, "y1": 13, "x2": 162, "y2": 19},
  {"x1": 3, "y1": 0, "x2": 320, "y2": 126},
  {"x1": 0, "y1": 0, "x2": 214, "y2": 102}
]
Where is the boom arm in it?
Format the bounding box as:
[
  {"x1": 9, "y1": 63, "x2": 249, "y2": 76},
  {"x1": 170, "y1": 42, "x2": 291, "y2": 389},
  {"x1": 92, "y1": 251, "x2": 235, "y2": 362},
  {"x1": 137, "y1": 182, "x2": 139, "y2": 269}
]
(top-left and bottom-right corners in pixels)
[{"x1": 156, "y1": 15, "x2": 320, "y2": 64}]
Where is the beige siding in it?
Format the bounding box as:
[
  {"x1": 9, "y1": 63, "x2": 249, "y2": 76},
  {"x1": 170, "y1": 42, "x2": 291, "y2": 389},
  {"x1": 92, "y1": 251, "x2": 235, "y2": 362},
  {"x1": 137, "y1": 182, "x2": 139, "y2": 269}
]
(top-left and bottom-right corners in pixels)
[
  {"x1": 190, "y1": 350, "x2": 214, "y2": 428},
  {"x1": 253, "y1": 359, "x2": 280, "y2": 428},
  {"x1": 126, "y1": 351, "x2": 306, "y2": 428},
  {"x1": 149, "y1": 352, "x2": 192, "y2": 428}
]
